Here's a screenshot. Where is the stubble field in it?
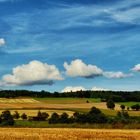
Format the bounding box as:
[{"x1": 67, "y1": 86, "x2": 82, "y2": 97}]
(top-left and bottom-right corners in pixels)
[{"x1": 0, "y1": 128, "x2": 139, "y2": 140}]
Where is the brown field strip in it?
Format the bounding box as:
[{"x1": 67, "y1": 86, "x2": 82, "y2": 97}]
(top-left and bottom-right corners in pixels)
[{"x1": 0, "y1": 128, "x2": 139, "y2": 140}]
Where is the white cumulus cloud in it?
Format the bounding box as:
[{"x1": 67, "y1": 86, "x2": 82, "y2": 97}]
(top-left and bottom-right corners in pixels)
[
  {"x1": 64, "y1": 59, "x2": 103, "y2": 78},
  {"x1": 1, "y1": 60, "x2": 63, "y2": 86},
  {"x1": 91, "y1": 86, "x2": 109, "y2": 91},
  {"x1": 62, "y1": 86, "x2": 109, "y2": 92},
  {"x1": 103, "y1": 71, "x2": 131, "y2": 79},
  {"x1": 131, "y1": 64, "x2": 140, "y2": 72},
  {"x1": 61, "y1": 86, "x2": 86, "y2": 92},
  {"x1": 0, "y1": 38, "x2": 5, "y2": 46}
]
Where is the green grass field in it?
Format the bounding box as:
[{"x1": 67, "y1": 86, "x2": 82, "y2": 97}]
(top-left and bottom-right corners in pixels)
[
  {"x1": 118, "y1": 102, "x2": 140, "y2": 107},
  {"x1": 14, "y1": 120, "x2": 140, "y2": 129},
  {"x1": 34, "y1": 97, "x2": 101, "y2": 104}
]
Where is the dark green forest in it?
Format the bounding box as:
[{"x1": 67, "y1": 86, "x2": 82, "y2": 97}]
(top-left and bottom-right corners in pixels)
[{"x1": 0, "y1": 90, "x2": 140, "y2": 102}]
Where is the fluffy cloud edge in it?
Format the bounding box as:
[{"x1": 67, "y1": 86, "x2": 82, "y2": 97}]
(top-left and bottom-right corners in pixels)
[
  {"x1": 1, "y1": 60, "x2": 63, "y2": 86},
  {"x1": 91, "y1": 86, "x2": 109, "y2": 91},
  {"x1": 64, "y1": 59, "x2": 132, "y2": 79},
  {"x1": 61, "y1": 86, "x2": 86, "y2": 92},
  {"x1": 64, "y1": 59, "x2": 103, "y2": 78},
  {"x1": 103, "y1": 71, "x2": 133, "y2": 79},
  {"x1": 61, "y1": 86, "x2": 110, "y2": 92},
  {"x1": 131, "y1": 64, "x2": 140, "y2": 72}
]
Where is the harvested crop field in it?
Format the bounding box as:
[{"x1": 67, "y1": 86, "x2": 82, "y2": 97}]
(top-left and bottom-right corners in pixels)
[
  {"x1": 0, "y1": 128, "x2": 139, "y2": 140},
  {"x1": 0, "y1": 98, "x2": 39, "y2": 103},
  {"x1": 0, "y1": 98, "x2": 120, "y2": 110},
  {"x1": 0, "y1": 100, "x2": 120, "y2": 110}
]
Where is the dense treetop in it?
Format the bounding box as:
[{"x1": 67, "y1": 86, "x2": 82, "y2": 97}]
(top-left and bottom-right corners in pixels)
[{"x1": 0, "y1": 90, "x2": 140, "y2": 102}]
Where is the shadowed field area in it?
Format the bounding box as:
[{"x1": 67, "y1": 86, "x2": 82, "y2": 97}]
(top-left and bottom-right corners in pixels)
[{"x1": 0, "y1": 128, "x2": 139, "y2": 140}]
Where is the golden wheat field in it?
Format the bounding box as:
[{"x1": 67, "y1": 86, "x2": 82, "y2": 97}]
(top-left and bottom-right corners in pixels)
[
  {"x1": 0, "y1": 128, "x2": 139, "y2": 140},
  {"x1": 0, "y1": 98, "x2": 39, "y2": 103}
]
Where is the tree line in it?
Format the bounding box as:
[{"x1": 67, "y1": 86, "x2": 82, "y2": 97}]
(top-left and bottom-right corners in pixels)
[
  {"x1": 0, "y1": 107, "x2": 140, "y2": 126},
  {"x1": 0, "y1": 90, "x2": 140, "y2": 102}
]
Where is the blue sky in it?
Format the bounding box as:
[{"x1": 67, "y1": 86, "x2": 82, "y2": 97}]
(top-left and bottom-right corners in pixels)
[{"x1": 0, "y1": 0, "x2": 140, "y2": 92}]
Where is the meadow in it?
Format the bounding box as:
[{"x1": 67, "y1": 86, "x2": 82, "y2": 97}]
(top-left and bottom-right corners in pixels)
[
  {"x1": 0, "y1": 128, "x2": 139, "y2": 140},
  {"x1": 34, "y1": 97, "x2": 101, "y2": 104},
  {"x1": 118, "y1": 102, "x2": 140, "y2": 107}
]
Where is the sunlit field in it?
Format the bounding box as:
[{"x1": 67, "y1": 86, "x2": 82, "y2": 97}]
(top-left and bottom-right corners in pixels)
[
  {"x1": 0, "y1": 98, "x2": 39, "y2": 103},
  {"x1": 0, "y1": 98, "x2": 139, "y2": 117},
  {"x1": 0, "y1": 128, "x2": 139, "y2": 140},
  {"x1": 34, "y1": 97, "x2": 101, "y2": 104}
]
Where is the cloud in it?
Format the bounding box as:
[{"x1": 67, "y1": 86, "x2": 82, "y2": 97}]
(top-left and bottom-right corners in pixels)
[
  {"x1": 62, "y1": 86, "x2": 109, "y2": 92},
  {"x1": 64, "y1": 59, "x2": 132, "y2": 79},
  {"x1": 61, "y1": 86, "x2": 86, "y2": 92},
  {"x1": 91, "y1": 86, "x2": 109, "y2": 91},
  {"x1": 131, "y1": 64, "x2": 140, "y2": 72},
  {"x1": 1, "y1": 60, "x2": 63, "y2": 86},
  {"x1": 64, "y1": 59, "x2": 103, "y2": 78},
  {"x1": 0, "y1": 38, "x2": 5, "y2": 46},
  {"x1": 103, "y1": 71, "x2": 132, "y2": 79}
]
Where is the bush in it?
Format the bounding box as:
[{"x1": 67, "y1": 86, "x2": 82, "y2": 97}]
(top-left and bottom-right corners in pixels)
[
  {"x1": 89, "y1": 107, "x2": 101, "y2": 114},
  {"x1": 48, "y1": 112, "x2": 60, "y2": 124},
  {"x1": 120, "y1": 105, "x2": 125, "y2": 110},
  {"x1": 41, "y1": 112, "x2": 49, "y2": 120},
  {"x1": 115, "y1": 111, "x2": 130, "y2": 124},
  {"x1": 13, "y1": 111, "x2": 20, "y2": 119},
  {"x1": 131, "y1": 104, "x2": 140, "y2": 111},
  {"x1": 1, "y1": 110, "x2": 14, "y2": 126},
  {"x1": 36, "y1": 111, "x2": 49, "y2": 121},
  {"x1": 59, "y1": 113, "x2": 69, "y2": 123},
  {"x1": 72, "y1": 107, "x2": 108, "y2": 124},
  {"x1": 21, "y1": 113, "x2": 27, "y2": 120}
]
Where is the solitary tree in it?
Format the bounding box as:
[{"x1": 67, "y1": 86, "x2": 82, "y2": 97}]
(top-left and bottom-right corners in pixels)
[
  {"x1": 89, "y1": 107, "x2": 101, "y2": 114},
  {"x1": 120, "y1": 105, "x2": 125, "y2": 110},
  {"x1": 106, "y1": 99, "x2": 115, "y2": 110},
  {"x1": 37, "y1": 110, "x2": 42, "y2": 118},
  {"x1": 21, "y1": 113, "x2": 27, "y2": 120}
]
